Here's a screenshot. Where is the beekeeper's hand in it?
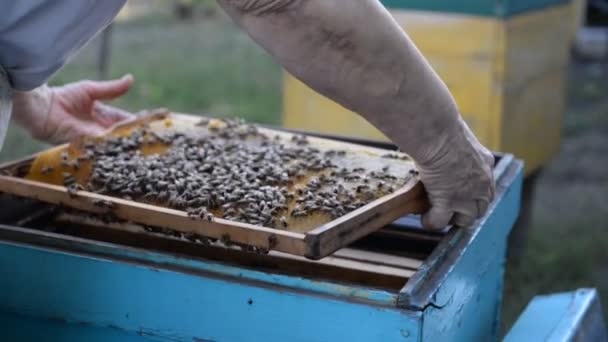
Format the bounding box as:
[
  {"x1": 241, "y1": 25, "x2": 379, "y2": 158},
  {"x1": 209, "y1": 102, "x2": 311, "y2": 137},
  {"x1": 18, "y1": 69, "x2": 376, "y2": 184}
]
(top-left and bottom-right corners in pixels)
[
  {"x1": 219, "y1": 0, "x2": 495, "y2": 229},
  {"x1": 13, "y1": 74, "x2": 134, "y2": 144},
  {"x1": 415, "y1": 117, "x2": 495, "y2": 229}
]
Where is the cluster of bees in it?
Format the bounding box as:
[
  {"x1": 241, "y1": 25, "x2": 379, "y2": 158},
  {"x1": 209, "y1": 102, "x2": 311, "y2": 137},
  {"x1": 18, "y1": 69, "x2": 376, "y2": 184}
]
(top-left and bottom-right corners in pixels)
[{"x1": 75, "y1": 118, "x2": 410, "y2": 229}]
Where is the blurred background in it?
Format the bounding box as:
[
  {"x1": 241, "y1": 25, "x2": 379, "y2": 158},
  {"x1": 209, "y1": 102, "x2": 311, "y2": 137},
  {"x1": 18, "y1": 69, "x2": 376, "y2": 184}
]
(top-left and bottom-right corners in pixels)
[{"x1": 0, "y1": 0, "x2": 607, "y2": 334}]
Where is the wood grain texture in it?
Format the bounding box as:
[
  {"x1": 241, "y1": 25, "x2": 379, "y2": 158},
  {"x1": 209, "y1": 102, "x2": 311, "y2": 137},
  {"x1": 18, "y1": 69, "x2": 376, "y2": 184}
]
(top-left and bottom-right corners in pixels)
[
  {"x1": 306, "y1": 182, "x2": 428, "y2": 258},
  {"x1": 53, "y1": 213, "x2": 416, "y2": 290},
  {"x1": 0, "y1": 112, "x2": 426, "y2": 259},
  {"x1": 0, "y1": 175, "x2": 307, "y2": 255}
]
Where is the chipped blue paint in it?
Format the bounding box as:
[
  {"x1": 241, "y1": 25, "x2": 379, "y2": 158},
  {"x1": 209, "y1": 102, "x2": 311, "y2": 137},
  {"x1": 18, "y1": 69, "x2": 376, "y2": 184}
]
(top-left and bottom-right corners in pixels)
[
  {"x1": 0, "y1": 234, "x2": 397, "y2": 307},
  {"x1": 399, "y1": 156, "x2": 520, "y2": 305},
  {"x1": 0, "y1": 242, "x2": 419, "y2": 342},
  {"x1": 505, "y1": 289, "x2": 608, "y2": 342},
  {"x1": 381, "y1": 158, "x2": 523, "y2": 341},
  {"x1": 0, "y1": 311, "x2": 153, "y2": 342}
]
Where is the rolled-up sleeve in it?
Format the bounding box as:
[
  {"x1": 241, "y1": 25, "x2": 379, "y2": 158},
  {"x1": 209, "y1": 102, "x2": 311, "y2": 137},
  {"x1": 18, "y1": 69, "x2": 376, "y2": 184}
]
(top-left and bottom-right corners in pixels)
[{"x1": 0, "y1": 0, "x2": 126, "y2": 91}]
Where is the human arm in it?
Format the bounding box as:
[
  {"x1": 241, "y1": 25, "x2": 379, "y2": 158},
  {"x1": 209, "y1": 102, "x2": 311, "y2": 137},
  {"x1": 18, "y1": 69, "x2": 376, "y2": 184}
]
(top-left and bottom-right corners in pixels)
[
  {"x1": 216, "y1": 0, "x2": 495, "y2": 229},
  {"x1": 12, "y1": 75, "x2": 134, "y2": 144},
  {"x1": 0, "y1": 1, "x2": 131, "y2": 145}
]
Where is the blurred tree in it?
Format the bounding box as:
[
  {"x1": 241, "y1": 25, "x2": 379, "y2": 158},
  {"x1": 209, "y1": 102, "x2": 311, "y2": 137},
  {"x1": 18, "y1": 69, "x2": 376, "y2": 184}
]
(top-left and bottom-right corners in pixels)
[
  {"x1": 97, "y1": 24, "x2": 114, "y2": 80},
  {"x1": 173, "y1": 0, "x2": 218, "y2": 20},
  {"x1": 174, "y1": 0, "x2": 194, "y2": 20}
]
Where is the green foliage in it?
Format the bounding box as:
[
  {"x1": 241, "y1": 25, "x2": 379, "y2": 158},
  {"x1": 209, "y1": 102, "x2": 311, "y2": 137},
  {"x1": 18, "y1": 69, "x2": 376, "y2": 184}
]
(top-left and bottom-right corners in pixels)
[
  {"x1": 2, "y1": 11, "x2": 281, "y2": 162},
  {"x1": 501, "y1": 63, "x2": 608, "y2": 333}
]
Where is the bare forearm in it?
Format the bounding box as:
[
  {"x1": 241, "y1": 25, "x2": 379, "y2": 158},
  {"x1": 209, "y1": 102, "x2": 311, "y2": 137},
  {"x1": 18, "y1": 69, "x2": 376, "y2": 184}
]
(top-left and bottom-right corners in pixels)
[
  {"x1": 11, "y1": 76, "x2": 134, "y2": 145},
  {"x1": 218, "y1": 0, "x2": 460, "y2": 166},
  {"x1": 12, "y1": 85, "x2": 53, "y2": 141}
]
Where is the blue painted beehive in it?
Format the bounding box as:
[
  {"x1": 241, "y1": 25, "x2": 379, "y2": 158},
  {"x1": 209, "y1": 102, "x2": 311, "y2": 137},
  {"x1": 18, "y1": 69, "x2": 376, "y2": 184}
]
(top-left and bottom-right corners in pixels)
[{"x1": 0, "y1": 154, "x2": 522, "y2": 341}]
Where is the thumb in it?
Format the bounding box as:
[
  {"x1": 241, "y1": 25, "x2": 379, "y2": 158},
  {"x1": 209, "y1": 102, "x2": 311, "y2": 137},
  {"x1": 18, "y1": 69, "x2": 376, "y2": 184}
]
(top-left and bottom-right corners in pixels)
[
  {"x1": 84, "y1": 74, "x2": 134, "y2": 101},
  {"x1": 93, "y1": 102, "x2": 135, "y2": 128},
  {"x1": 421, "y1": 206, "x2": 453, "y2": 231}
]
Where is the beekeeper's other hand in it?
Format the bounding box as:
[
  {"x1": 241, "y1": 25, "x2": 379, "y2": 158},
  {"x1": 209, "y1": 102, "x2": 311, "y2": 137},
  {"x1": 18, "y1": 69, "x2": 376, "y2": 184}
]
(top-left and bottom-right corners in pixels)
[{"x1": 13, "y1": 74, "x2": 134, "y2": 144}]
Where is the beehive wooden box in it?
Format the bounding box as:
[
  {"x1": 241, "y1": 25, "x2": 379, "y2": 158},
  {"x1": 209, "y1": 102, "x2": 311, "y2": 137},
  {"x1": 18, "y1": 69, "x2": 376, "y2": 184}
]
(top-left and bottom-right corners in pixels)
[
  {"x1": 0, "y1": 150, "x2": 525, "y2": 342},
  {"x1": 283, "y1": 0, "x2": 575, "y2": 175}
]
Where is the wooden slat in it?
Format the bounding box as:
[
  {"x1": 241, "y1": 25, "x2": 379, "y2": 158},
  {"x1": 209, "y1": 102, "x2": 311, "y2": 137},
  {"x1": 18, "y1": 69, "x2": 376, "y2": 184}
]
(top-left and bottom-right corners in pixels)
[
  {"x1": 305, "y1": 182, "x2": 428, "y2": 259},
  {"x1": 55, "y1": 212, "x2": 421, "y2": 275},
  {"x1": 0, "y1": 176, "x2": 307, "y2": 255},
  {"x1": 333, "y1": 248, "x2": 423, "y2": 271},
  {"x1": 52, "y1": 213, "x2": 412, "y2": 290},
  {"x1": 270, "y1": 252, "x2": 416, "y2": 279},
  {"x1": 0, "y1": 112, "x2": 427, "y2": 259}
]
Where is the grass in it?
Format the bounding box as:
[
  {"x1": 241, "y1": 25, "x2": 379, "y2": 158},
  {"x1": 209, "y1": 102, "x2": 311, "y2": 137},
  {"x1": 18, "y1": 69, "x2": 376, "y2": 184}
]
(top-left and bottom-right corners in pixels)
[
  {"x1": 60, "y1": 12, "x2": 281, "y2": 122},
  {"x1": 1, "y1": 8, "x2": 281, "y2": 162},
  {"x1": 1, "y1": 5, "x2": 608, "y2": 334},
  {"x1": 501, "y1": 62, "x2": 608, "y2": 331}
]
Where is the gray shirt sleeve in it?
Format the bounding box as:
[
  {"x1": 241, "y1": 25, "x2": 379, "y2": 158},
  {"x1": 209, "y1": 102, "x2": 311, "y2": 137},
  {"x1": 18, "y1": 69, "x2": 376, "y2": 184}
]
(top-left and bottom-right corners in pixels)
[
  {"x1": 0, "y1": 65, "x2": 12, "y2": 152},
  {"x1": 0, "y1": 0, "x2": 126, "y2": 91}
]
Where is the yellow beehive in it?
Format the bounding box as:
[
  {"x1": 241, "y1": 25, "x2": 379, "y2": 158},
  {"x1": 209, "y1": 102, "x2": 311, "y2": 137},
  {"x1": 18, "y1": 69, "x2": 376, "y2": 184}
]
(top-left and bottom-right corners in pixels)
[{"x1": 283, "y1": 3, "x2": 575, "y2": 175}]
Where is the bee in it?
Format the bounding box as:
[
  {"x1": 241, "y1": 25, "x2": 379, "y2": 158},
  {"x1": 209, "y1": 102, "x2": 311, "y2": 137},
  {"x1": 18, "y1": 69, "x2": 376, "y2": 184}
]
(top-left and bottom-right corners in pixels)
[
  {"x1": 142, "y1": 192, "x2": 157, "y2": 200},
  {"x1": 66, "y1": 184, "x2": 83, "y2": 198},
  {"x1": 291, "y1": 135, "x2": 309, "y2": 146},
  {"x1": 280, "y1": 216, "x2": 288, "y2": 227},
  {"x1": 321, "y1": 206, "x2": 333, "y2": 213},
  {"x1": 63, "y1": 173, "x2": 76, "y2": 186},
  {"x1": 345, "y1": 175, "x2": 360, "y2": 181},
  {"x1": 291, "y1": 210, "x2": 307, "y2": 218},
  {"x1": 92, "y1": 199, "x2": 115, "y2": 209},
  {"x1": 345, "y1": 205, "x2": 357, "y2": 211},
  {"x1": 186, "y1": 209, "x2": 199, "y2": 219},
  {"x1": 295, "y1": 170, "x2": 307, "y2": 179},
  {"x1": 41, "y1": 166, "x2": 54, "y2": 175},
  {"x1": 85, "y1": 150, "x2": 95, "y2": 159},
  {"x1": 356, "y1": 185, "x2": 370, "y2": 193}
]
